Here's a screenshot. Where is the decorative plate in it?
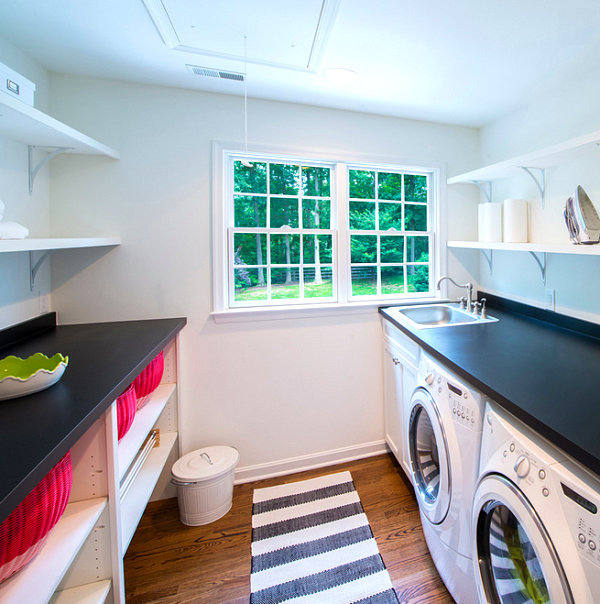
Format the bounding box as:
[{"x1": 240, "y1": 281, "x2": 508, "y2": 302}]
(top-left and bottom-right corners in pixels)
[{"x1": 0, "y1": 353, "x2": 69, "y2": 401}]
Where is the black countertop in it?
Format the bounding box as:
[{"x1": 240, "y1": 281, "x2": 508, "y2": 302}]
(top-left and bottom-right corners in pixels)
[
  {"x1": 0, "y1": 313, "x2": 186, "y2": 525},
  {"x1": 379, "y1": 294, "x2": 600, "y2": 478}
]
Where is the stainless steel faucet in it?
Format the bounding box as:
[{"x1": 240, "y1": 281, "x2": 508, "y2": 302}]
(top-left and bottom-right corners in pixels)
[{"x1": 436, "y1": 276, "x2": 474, "y2": 312}]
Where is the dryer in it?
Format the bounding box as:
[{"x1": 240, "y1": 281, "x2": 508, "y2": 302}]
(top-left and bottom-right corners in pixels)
[
  {"x1": 472, "y1": 401, "x2": 600, "y2": 603},
  {"x1": 406, "y1": 354, "x2": 487, "y2": 603}
]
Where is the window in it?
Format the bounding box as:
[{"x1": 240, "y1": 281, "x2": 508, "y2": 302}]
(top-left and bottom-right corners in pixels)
[{"x1": 213, "y1": 146, "x2": 441, "y2": 313}]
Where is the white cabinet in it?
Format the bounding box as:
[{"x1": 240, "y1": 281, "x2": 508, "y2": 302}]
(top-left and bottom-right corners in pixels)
[
  {"x1": 0, "y1": 336, "x2": 180, "y2": 604},
  {"x1": 381, "y1": 318, "x2": 420, "y2": 479}
]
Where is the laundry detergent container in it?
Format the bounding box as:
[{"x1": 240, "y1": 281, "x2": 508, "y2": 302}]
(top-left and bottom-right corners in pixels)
[{"x1": 171, "y1": 446, "x2": 239, "y2": 526}]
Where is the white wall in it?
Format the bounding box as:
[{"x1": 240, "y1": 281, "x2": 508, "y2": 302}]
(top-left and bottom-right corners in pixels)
[
  {"x1": 474, "y1": 64, "x2": 600, "y2": 320},
  {"x1": 0, "y1": 38, "x2": 51, "y2": 328},
  {"x1": 44, "y1": 75, "x2": 479, "y2": 477}
]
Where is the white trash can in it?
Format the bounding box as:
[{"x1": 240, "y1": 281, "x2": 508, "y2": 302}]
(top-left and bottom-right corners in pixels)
[{"x1": 171, "y1": 446, "x2": 239, "y2": 526}]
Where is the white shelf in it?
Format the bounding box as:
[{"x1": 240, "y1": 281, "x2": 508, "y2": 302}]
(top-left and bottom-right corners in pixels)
[
  {"x1": 117, "y1": 383, "x2": 176, "y2": 482},
  {"x1": 49, "y1": 580, "x2": 111, "y2": 604},
  {"x1": 120, "y1": 432, "x2": 178, "y2": 553},
  {"x1": 0, "y1": 498, "x2": 106, "y2": 604},
  {"x1": 448, "y1": 240, "x2": 600, "y2": 256},
  {"x1": 0, "y1": 237, "x2": 121, "y2": 253},
  {"x1": 448, "y1": 128, "x2": 600, "y2": 185},
  {"x1": 0, "y1": 93, "x2": 119, "y2": 158}
]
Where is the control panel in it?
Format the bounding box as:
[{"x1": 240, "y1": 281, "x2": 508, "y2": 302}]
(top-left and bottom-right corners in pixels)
[{"x1": 421, "y1": 358, "x2": 484, "y2": 432}]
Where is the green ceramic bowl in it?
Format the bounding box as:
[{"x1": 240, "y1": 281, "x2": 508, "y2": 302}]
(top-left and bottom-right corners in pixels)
[{"x1": 0, "y1": 353, "x2": 69, "y2": 400}]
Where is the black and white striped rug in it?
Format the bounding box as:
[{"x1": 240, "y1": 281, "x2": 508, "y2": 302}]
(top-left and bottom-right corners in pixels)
[{"x1": 250, "y1": 471, "x2": 399, "y2": 603}]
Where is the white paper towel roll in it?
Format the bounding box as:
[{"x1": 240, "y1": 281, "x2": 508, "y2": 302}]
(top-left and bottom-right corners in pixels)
[
  {"x1": 478, "y1": 203, "x2": 503, "y2": 242},
  {"x1": 503, "y1": 198, "x2": 528, "y2": 243}
]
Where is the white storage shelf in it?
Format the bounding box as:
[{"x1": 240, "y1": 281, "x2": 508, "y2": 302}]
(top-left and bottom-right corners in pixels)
[
  {"x1": 120, "y1": 432, "x2": 178, "y2": 553},
  {"x1": 0, "y1": 238, "x2": 121, "y2": 254},
  {"x1": 0, "y1": 93, "x2": 119, "y2": 157},
  {"x1": 0, "y1": 498, "x2": 106, "y2": 604},
  {"x1": 447, "y1": 128, "x2": 600, "y2": 185},
  {"x1": 447, "y1": 240, "x2": 600, "y2": 256},
  {"x1": 117, "y1": 383, "x2": 176, "y2": 483},
  {"x1": 49, "y1": 580, "x2": 111, "y2": 604}
]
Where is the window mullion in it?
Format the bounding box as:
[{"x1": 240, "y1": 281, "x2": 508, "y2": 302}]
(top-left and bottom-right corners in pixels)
[{"x1": 336, "y1": 162, "x2": 349, "y2": 304}]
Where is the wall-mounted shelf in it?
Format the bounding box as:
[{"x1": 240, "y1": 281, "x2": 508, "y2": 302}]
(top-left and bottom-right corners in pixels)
[
  {"x1": 0, "y1": 93, "x2": 119, "y2": 194},
  {"x1": 0, "y1": 237, "x2": 120, "y2": 290},
  {"x1": 447, "y1": 129, "x2": 600, "y2": 186},
  {"x1": 448, "y1": 240, "x2": 600, "y2": 285},
  {"x1": 0, "y1": 93, "x2": 119, "y2": 157},
  {"x1": 447, "y1": 240, "x2": 600, "y2": 256},
  {"x1": 447, "y1": 128, "x2": 600, "y2": 208},
  {"x1": 0, "y1": 237, "x2": 121, "y2": 253}
]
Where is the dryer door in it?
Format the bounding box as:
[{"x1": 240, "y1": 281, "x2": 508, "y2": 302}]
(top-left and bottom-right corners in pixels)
[
  {"x1": 407, "y1": 386, "x2": 451, "y2": 524},
  {"x1": 472, "y1": 474, "x2": 574, "y2": 604}
]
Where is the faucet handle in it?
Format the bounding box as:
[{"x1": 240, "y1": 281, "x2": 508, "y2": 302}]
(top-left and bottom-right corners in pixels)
[
  {"x1": 480, "y1": 298, "x2": 487, "y2": 319},
  {"x1": 458, "y1": 296, "x2": 467, "y2": 310},
  {"x1": 472, "y1": 300, "x2": 482, "y2": 316}
]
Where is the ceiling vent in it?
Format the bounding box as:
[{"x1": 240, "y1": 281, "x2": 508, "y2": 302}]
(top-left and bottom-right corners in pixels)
[{"x1": 186, "y1": 64, "x2": 244, "y2": 81}]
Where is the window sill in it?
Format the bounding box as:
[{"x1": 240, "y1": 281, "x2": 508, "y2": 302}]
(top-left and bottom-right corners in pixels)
[{"x1": 210, "y1": 297, "x2": 445, "y2": 323}]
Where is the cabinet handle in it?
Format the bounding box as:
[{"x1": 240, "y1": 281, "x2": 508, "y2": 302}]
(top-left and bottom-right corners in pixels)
[{"x1": 392, "y1": 357, "x2": 401, "y2": 365}]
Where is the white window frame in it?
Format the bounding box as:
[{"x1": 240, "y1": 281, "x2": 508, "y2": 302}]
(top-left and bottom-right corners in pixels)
[{"x1": 211, "y1": 141, "x2": 447, "y2": 322}]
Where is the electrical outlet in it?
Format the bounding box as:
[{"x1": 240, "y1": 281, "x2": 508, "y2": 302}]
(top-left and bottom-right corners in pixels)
[{"x1": 544, "y1": 288, "x2": 555, "y2": 311}]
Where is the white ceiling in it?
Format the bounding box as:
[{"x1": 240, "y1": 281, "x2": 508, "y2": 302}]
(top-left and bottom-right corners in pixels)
[{"x1": 1, "y1": 0, "x2": 600, "y2": 127}]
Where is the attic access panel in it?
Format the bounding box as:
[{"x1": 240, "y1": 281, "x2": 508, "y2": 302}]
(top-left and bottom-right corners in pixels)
[{"x1": 143, "y1": 0, "x2": 340, "y2": 72}]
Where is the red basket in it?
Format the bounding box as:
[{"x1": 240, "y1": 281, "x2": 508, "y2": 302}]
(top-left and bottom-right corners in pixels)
[
  {"x1": 117, "y1": 383, "x2": 136, "y2": 441},
  {"x1": 0, "y1": 451, "x2": 73, "y2": 584},
  {"x1": 133, "y1": 351, "x2": 164, "y2": 410}
]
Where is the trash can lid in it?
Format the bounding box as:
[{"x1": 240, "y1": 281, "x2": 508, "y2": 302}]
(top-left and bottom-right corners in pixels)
[{"x1": 172, "y1": 445, "x2": 239, "y2": 481}]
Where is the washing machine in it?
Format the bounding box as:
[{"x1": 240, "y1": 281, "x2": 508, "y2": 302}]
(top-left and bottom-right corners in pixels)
[
  {"x1": 406, "y1": 353, "x2": 486, "y2": 603},
  {"x1": 472, "y1": 401, "x2": 600, "y2": 603}
]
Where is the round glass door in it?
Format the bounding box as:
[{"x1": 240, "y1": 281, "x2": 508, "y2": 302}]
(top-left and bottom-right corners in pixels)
[
  {"x1": 473, "y1": 475, "x2": 573, "y2": 604},
  {"x1": 408, "y1": 387, "x2": 450, "y2": 524}
]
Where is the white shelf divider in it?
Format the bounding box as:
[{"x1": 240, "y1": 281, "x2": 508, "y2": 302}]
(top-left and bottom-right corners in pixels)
[
  {"x1": 0, "y1": 237, "x2": 121, "y2": 254},
  {"x1": 0, "y1": 498, "x2": 106, "y2": 604},
  {"x1": 0, "y1": 93, "x2": 119, "y2": 158},
  {"x1": 117, "y1": 383, "x2": 176, "y2": 482},
  {"x1": 448, "y1": 240, "x2": 600, "y2": 256},
  {"x1": 48, "y1": 579, "x2": 111, "y2": 604},
  {"x1": 447, "y1": 128, "x2": 600, "y2": 185},
  {"x1": 120, "y1": 432, "x2": 178, "y2": 553}
]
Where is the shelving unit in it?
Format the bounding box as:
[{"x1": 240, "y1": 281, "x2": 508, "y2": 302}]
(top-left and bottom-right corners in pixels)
[
  {"x1": 0, "y1": 334, "x2": 181, "y2": 604},
  {"x1": 447, "y1": 240, "x2": 600, "y2": 256}
]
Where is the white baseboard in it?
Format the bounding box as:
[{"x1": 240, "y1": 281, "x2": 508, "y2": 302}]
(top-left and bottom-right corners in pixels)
[{"x1": 233, "y1": 440, "x2": 388, "y2": 485}]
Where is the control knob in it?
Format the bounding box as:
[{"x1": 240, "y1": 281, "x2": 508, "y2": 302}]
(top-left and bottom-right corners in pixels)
[
  {"x1": 425, "y1": 374, "x2": 434, "y2": 386},
  {"x1": 514, "y1": 455, "x2": 531, "y2": 478}
]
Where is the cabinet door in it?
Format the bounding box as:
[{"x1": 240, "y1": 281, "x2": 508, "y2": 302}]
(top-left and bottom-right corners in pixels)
[{"x1": 382, "y1": 339, "x2": 405, "y2": 466}]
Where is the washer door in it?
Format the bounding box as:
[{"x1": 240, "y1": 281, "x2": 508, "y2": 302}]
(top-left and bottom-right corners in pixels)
[
  {"x1": 472, "y1": 474, "x2": 574, "y2": 604},
  {"x1": 407, "y1": 386, "x2": 451, "y2": 524}
]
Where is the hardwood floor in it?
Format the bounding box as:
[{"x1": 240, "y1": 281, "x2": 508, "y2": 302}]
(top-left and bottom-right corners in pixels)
[{"x1": 124, "y1": 453, "x2": 453, "y2": 603}]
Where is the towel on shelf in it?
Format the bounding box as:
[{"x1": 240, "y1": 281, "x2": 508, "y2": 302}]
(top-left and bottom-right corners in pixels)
[{"x1": 0, "y1": 222, "x2": 29, "y2": 239}]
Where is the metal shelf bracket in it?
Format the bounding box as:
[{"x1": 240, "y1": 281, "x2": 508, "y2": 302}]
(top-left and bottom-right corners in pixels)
[
  {"x1": 28, "y1": 145, "x2": 73, "y2": 195},
  {"x1": 471, "y1": 180, "x2": 492, "y2": 204},
  {"x1": 528, "y1": 251, "x2": 547, "y2": 284},
  {"x1": 520, "y1": 167, "x2": 546, "y2": 208},
  {"x1": 29, "y1": 250, "x2": 51, "y2": 290},
  {"x1": 481, "y1": 249, "x2": 493, "y2": 275}
]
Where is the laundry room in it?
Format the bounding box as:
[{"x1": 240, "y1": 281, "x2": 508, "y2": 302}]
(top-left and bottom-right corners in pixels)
[{"x1": 1, "y1": 1, "x2": 600, "y2": 603}]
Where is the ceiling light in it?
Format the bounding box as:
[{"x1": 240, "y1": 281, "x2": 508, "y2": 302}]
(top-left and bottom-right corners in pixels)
[{"x1": 323, "y1": 68, "x2": 358, "y2": 85}]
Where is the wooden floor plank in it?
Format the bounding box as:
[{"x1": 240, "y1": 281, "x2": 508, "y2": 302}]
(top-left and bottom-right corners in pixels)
[{"x1": 124, "y1": 453, "x2": 453, "y2": 603}]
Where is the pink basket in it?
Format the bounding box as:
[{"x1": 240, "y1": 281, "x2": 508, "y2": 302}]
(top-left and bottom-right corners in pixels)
[
  {"x1": 0, "y1": 452, "x2": 73, "y2": 584},
  {"x1": 133, "y1": 351, "x2": 164, "y2": 409},
  {"x1": 117, "y1": 383, "x2": 136, "y2": 441}
]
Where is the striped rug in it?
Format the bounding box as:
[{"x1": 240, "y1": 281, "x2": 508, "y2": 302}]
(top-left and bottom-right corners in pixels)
[{"x1": 250, "y1": 471, "x2": 399, "y2": 603}]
